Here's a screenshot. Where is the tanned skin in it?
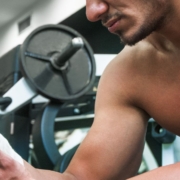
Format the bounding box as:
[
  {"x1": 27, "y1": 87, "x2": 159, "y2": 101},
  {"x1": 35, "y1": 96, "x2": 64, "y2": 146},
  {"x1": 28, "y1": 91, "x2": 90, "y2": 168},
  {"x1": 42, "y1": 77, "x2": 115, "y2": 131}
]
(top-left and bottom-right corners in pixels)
[{"x1": 1, "y1": 0, "x2": 180, "y2": 179}]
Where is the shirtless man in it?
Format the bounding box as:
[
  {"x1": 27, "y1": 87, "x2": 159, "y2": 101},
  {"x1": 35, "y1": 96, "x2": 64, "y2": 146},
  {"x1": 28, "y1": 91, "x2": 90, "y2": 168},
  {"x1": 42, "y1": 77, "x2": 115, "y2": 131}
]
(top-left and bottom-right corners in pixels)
[{"x1": 0, "y1": 0, "x2": 180, "y2": 179}]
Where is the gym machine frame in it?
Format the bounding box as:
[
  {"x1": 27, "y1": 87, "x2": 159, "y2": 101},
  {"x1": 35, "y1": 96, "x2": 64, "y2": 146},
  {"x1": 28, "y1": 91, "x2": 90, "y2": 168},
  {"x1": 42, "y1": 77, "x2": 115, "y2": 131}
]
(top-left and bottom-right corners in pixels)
[{"x1": 0, "y1": 24, "x2": 96, "y2": 167}]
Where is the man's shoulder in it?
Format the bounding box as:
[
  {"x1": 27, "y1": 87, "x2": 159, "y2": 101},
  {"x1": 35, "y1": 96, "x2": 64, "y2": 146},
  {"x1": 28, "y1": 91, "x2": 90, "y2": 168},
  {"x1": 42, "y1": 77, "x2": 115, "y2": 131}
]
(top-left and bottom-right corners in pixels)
[
  {"x1": 103, "y1": 38, "x2": 157, "y2": 75},
  {"x1": 101, "y1": 39, "x2": 157, "y2": 99},
  {"x1": 101, "y1": 41, "x2": 153, "y2": 83},
  {"x1": 109, "y1": 39, "x2": 158, "y2": 77}
]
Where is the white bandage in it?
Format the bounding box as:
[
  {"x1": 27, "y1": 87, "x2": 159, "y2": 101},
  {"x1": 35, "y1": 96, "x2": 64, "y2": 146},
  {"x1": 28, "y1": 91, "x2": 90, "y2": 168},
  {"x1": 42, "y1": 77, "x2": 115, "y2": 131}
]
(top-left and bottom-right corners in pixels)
[{"x1": 0, "y1": 134, "x2": 24, "y2": 166}]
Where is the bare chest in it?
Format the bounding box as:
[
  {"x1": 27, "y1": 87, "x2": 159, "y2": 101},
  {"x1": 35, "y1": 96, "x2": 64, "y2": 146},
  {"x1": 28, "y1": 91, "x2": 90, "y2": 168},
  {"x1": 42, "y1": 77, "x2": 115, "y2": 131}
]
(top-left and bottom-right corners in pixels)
[
  {"x1": 138, "y1": 56, "x2": 180, "y2": 135},
  {"x1": 144, "y1": 86, "x2": 180, "y2": 135}
]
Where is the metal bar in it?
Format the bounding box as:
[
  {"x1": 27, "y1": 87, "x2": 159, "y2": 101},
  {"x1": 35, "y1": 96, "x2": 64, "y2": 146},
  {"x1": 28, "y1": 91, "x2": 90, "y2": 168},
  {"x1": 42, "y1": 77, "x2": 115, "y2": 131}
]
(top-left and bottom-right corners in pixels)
[
  {"x1": 0, "y1": 77, "x2": 37, "y2": 115},
  {"x1": 55, "y1": 114, "x2": 95, "y2": 122}
]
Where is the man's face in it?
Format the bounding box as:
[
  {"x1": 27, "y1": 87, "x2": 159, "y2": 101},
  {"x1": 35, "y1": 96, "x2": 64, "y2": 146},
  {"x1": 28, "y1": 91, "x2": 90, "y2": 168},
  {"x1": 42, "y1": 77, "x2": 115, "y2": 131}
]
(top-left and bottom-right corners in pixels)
[{"x1": 86, "y1": 0, "x2": 172, "y2": 46}]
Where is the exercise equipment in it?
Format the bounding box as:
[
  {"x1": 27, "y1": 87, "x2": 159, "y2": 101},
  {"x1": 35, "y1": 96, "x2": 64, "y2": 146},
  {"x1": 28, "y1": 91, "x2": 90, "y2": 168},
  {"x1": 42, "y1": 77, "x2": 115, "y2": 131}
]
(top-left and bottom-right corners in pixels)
[
  {"x1": 0, "y1": 24, "x2": 96, "y2": 115},
  {"x1": 32, "y1": 90, "x2": 96, "y2": 170},
  {"x1": 0, "y1": 46, "x2": 31, "y2": 161},
  {"x1": 151, "y1": 120, "x2": 176, "y2": 166},
  {"x1": 0, "y1": 24, "x2": 96, "y2": 170},
  {"x1": 31, "y1": 74, "x2": 99, "y2": 170},
  {"x1": 54, "y1": 144, "x2": 79, "y2": 173}
]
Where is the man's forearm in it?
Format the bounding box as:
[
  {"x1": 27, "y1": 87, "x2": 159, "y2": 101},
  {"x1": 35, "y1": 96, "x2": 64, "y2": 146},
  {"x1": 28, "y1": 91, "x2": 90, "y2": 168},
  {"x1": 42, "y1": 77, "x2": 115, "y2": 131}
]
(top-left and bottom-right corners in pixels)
[
  {"x1": 24, "y1": 161, "x2": 77, "y2": 180},
  {"x1": 127, "y1": 163, "x2": 180, "y2": 180}
]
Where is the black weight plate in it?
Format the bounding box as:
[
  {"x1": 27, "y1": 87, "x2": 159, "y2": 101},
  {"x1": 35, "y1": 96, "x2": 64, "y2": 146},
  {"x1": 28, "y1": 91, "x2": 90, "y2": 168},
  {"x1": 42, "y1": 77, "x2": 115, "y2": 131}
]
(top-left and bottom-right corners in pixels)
[{"x1": 20, "y1": 24, "x2": 96, "y2": 102}]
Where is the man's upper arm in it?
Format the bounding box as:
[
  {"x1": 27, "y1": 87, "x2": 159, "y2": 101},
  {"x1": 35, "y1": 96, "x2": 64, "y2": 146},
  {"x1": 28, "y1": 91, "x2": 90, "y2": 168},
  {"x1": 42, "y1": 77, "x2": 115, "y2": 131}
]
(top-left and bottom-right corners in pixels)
[{"x1": 66, "y1": 51, "x2": 149, "y2": 180}]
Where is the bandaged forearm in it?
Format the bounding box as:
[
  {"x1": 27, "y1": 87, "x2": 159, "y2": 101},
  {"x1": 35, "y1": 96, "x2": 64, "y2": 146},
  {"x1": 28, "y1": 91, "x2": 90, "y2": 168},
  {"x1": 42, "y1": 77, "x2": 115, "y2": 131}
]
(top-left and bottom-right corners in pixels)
[{"x1": 0, "y1": 134, "x2": 24, "y2": 166}]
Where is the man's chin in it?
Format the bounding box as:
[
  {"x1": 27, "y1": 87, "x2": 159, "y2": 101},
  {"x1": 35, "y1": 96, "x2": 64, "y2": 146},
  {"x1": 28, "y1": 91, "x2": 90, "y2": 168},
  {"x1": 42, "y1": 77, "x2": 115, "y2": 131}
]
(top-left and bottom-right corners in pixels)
[
  {"x1": 117, "y1": 34, "x2": 139, "y2": 46},
  {"x1": 117, "y1": 31, "x2": 150, "y2": 46}
]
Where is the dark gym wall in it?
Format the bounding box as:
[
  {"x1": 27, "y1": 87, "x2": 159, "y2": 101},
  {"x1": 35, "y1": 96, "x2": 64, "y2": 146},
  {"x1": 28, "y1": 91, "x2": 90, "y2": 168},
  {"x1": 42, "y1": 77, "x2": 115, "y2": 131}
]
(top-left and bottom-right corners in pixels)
[{"x1": 60, "y1": 7, "x2": 124, "y2": 54}]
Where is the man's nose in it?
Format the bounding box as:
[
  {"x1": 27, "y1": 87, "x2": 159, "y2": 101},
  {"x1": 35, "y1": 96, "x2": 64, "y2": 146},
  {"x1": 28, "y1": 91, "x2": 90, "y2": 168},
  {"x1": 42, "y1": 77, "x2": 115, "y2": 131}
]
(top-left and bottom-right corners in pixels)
[{"x1": 86, "y1": 1, "x2": 108, "y2": 22}]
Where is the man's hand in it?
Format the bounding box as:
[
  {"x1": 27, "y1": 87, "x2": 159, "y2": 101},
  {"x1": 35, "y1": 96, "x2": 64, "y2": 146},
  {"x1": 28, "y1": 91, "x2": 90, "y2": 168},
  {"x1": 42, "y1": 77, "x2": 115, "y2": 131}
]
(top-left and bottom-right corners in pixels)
[
  {"x1": 0, "y1": 149, "x2": 34, "y2": 180},
  {"x1": 0, "y1": 134, "x2": 76, "y2": 180},
  {"x1": 0, "y1": 134, "x2": 35, "y2": 180}
]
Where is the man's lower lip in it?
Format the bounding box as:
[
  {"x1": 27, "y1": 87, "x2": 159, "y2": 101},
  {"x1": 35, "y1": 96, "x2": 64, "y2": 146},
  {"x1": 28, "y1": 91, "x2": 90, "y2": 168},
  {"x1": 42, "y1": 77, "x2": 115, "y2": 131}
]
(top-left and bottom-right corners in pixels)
[{"x1": 108, "y1": 21, "x2": 119, "y2": 33}]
